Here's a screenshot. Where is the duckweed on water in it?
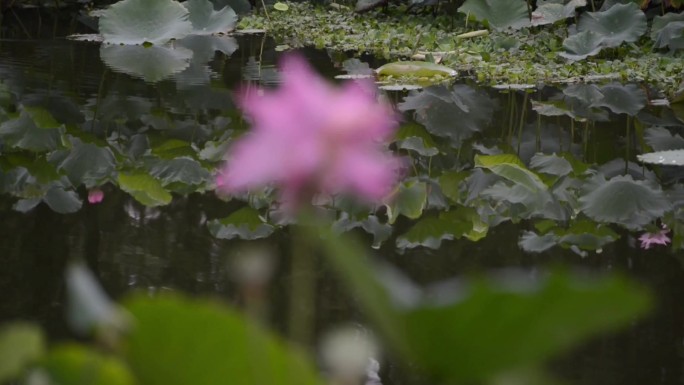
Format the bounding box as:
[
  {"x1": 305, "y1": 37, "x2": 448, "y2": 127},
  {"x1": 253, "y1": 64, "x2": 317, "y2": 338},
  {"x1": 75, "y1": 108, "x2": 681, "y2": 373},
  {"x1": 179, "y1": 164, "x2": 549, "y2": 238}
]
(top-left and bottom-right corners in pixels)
[{"x1": 238, "y1": 2, "x2": 684, "y2": 96}]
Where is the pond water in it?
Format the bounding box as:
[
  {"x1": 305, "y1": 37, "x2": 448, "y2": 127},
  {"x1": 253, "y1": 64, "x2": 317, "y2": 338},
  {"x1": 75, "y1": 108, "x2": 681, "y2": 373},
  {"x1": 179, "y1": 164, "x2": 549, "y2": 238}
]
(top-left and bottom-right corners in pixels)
[{"x1": 2, "y1": 8, "x2": 684, "y2": 385}]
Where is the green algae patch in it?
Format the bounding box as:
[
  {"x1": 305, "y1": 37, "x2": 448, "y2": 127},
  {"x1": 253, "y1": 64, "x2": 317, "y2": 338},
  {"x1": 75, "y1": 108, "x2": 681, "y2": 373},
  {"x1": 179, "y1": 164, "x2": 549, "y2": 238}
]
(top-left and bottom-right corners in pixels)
[{"x1": 238, "y1": 2, "x2": 684, "y2": 96}]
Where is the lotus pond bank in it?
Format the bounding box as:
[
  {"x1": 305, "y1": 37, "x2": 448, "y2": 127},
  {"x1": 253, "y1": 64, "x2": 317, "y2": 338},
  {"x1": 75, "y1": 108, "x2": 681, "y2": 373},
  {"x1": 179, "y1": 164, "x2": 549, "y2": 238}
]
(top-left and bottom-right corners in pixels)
[{"x1": 238, "y1": 2, "x2": 684, "y2": 96}]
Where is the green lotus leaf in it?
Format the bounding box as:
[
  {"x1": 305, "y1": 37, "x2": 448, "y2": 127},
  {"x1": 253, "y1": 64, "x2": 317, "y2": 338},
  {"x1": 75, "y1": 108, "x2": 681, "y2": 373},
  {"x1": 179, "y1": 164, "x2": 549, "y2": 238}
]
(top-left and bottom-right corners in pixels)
[
  {"x1": 519, "y1": 231, "x2": 558, "y2": 253},
  {"x1": 638, "y1": 149, "x2": 684, "y2": 166},
  {"x1": 0, "y1": 323, "x2": 45, "y2": 384},
  {"x1": 458, "y1": 0, "x2": 531, "y2": 31},
  {"x1": 177, "y1": 35, "x2": 238, "y2": 62},
  {"x1": 0, "y1": 111, "x2": 63, "y2": 152},
  {"x1": 122, "y1": 295, "x2": 322, "y2": 385},
  {"x1": 558, "y1": 30, "x2": 605, "y2": 61},
  {"x1": 273, "y1": 2, "x2": 289, "y2": 11},
  {"x1": 405, "y1": 272, "x2": 650, "y2": 383},
  {"x1": 396, "y1": 208, "x2": 482, "y2": 250},
  {"x1": 557, "y1": 220, "x2": 619, "y2": 250},
  {"x1": 562, "y1": 84, "x2": 605, "y2": 105},
  {"x1": 591, "y1": 83, "x2": 646, "y2": 115},
  {"x1": 99, "y1": 0, "x2": 192, "y2": 45},
  {"x1": 385, "y1": 180, "x2": 428, "y2": 224},
  {"x1": 399, "y1": 85, "x2": 495, "y2": 146},
  {"x1": 376, "y1": 61, "x2": 457, "y2": 78},
  {"x1": 148, "y1": 157, "x2": 212, "y2": 187},
  {"x1": 576, "y1": 2, "x2": 646, "y2": 47},
  {"x1": 43, "y1": 185, "x2": 83, "y2": 213},
  {"x1": 529, "y1": 153, "x2": 573, "y2": 177},
  {"x1": 474, "y1": 154, "x2": 547, "y2": 192},
  {"x1": 183, "y1": 0, "x2": 238, "y2": 35},
  {"x1": 40, "y1": 345, "x2": 135, "y2": 385},
  {"x1": 56, "y1": 139, "x2": 116, "y2": 187},
  {"x1": 100, "y1": 44, "x2": 193, "y2": 83},
  {"x1": 579, "y1": 174, "x2": 671, "y2": 229},
  {"x1": 207, "y1": 207, "x2": 274, "y2": 240},
  {"x1": 644, "y1": 127, "x2": 684, "y2": 151},
  {"x1": 118, "y1": 172, "x2": 173, "y2": 207},
  {"x1": 651, "y1": 13, "x2": 684, "y2": 50},
  {"x1": 531, "y1": 0, "x2": 586, "y2": 26},
  {"x1": 395, "y1": 122, "x2": 439, "y2": 156}
]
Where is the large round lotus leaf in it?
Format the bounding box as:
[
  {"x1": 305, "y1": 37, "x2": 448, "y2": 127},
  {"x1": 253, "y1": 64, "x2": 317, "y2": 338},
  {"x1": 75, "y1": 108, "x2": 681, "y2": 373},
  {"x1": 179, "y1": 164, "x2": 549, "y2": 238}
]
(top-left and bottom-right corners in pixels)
[
  {"x1": 99, "y1": 0, "x2": 192, "y2": 45},
  {"x1": 458, "y1": 0, "x2": 530, "y2": 31},
  {"x1": 644, "y1": 127, "x2": 684, "y2": 151},
  {"x1": 531, "y1": 0, "x2": 586, "y2": 26},
  {"x1": 651, "y1": 13, "x2": 684, "y2": 50},
  {"x1": 183, "y1": 0, "x2": 238, "y2": 35},
  {"x1": 592, "y1": 83, "x2": 646, "y2": 115},
  {"x1": 101, "y1": 44, "x2": 192, "y2": 83},
  {"x1": 558, "y1": 30, "x2": 605, "y2": 61},
  {"x1": 576, "y1": 3, "x2": 646, "y2": 47},
  {"x1": 579, "y1": 174, "x2": 671, "y2": 229},
  {"x1": 638, "y1": 150, "x2": 684, "y2": 166}
]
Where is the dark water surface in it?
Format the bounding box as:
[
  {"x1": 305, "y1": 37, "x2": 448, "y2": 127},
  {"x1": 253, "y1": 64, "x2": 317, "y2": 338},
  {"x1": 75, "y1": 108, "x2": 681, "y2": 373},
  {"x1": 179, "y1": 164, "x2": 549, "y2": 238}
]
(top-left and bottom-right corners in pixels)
[{"x1": 1, "y1": 9, "x2": 684, "y2": 385}]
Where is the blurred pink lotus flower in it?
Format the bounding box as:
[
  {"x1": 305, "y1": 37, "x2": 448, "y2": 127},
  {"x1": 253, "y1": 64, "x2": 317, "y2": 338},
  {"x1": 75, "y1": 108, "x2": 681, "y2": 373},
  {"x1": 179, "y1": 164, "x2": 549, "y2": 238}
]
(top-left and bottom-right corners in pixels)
[
  {"x1": 217, "y1": 54, "x2": 401, "y2": 206},
  {"x1": 88, "y1": 188, "x2": 104, "y2": 204},
  {"x1": 639, "y1": 229, "x2": 670, "y2": 249}
]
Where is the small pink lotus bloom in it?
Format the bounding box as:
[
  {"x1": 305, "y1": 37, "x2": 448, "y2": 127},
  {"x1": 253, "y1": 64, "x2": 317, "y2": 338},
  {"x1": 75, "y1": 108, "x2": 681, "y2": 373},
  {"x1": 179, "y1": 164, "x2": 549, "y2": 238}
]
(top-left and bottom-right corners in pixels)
[
  {"x1": 639, "y1": 229, "x2": 670, "y2": 249},
  {"x1": 88, "y1": 188, "x2": 104, "y2": 204},
  {"x1": 217, "y1": 54, "x2": 401, "y2": 205}
]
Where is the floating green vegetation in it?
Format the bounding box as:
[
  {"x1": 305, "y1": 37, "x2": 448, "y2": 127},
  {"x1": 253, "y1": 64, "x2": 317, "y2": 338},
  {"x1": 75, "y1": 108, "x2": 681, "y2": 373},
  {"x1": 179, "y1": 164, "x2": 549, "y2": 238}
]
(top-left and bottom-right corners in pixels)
[{"x1": 238, "y1": 2, "x2": 684, "y2": 96}]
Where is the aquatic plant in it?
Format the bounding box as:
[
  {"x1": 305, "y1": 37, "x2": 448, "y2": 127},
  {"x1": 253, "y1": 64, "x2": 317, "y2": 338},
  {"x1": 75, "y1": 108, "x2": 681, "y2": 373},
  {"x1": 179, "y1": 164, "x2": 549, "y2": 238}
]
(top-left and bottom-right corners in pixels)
[
  {"x1": 99, "y1": 0, "x2": 237, "y2": 45},
  {"x1": 217, "y1": 54, "x2": 402, "y2": 206}
]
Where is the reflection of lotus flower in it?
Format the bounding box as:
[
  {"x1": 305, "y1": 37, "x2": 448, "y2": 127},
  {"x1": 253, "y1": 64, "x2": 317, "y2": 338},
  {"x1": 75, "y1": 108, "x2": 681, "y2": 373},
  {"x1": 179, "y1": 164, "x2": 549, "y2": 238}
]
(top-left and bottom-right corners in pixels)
[
  {"x1": 217, "y1": 55, "x2": 401, "y2": 205},
  {"x1": 639, "y1": 228, "x2": 670, "y2": 249},
  {"x1": 88, "y1": 188, "x2": 104, "y2": 204}
]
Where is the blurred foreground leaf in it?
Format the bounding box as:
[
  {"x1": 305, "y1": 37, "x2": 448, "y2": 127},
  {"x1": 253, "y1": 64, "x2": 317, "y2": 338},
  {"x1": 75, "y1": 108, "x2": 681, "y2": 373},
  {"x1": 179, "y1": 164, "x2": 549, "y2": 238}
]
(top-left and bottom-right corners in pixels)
[
  {"x1": 0, "y1": 323, "x2": 45, "y2": 383},
  {"x1": 41, "y1": 345, "x2": 134, "y2": 385},
  {"x1": 405, "y1": 271, "x2": 650, "y2": 382},
  {"x1": 122, "y1": 295, "x2": 322, "y2": 385}
]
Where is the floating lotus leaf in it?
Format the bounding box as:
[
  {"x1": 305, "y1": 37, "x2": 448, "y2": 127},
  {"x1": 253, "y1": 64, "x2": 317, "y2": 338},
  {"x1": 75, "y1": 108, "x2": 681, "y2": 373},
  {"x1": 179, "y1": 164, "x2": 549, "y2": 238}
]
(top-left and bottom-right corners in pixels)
[
  {"x1": 576, "y1": 2, "x2": 646, "y2": 47},
  {"x1": 376, "y1": 61, "x2": 457, "y2": 78},
  {"x1": 99, "y1": 0, "x2": 192, "y2": 45},
  {"x1": 638, "y1": 149, "x2": 684, "y2": 166},
  {"x1": 558, "y1": 30, "x2": 605, "y2": 61},
  {"x1": 183, "y1": 0, "x2": 237, "y2": 35},
  {"x1": 101, "y1": 44, "x2": 193, "y2": 83},
  {"x1": 43, "y1": 185, "x2": 83, "y2": 214},
  {"x1": 579, "y1": 174, "x2": 671, "y2": 229},
  {"x1": 651, "y1": 13, "x2": 684, "y2": 50},
  {"x1": 123, "y1": 295, "x2": 322, "y2": 385},
  {"x1": 458, "y1": 0, "x2": 531, "y2": 31},
  {"x1": 207, "y1": 207, "x2": 274, "y2": 240},
  {"x1": 591, "y1": 83, "x2": 646, "y2": 115},
  {"x1": 531, "y1": 0, "x2": 586, "y2": 26},
  {"x1": 396, "y1": 207, "x2": 485, "y2": 250}
]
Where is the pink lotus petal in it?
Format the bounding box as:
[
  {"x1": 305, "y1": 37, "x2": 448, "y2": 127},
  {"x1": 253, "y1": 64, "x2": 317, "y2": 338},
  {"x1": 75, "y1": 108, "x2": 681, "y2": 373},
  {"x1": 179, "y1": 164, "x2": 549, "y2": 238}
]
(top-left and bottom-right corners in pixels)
[
  {"x1": 88, "y1": 188, "x2": 104, "y2": 204},
  {"x1": 218, "y1": 54, "x2": 401, "y2": 206},
  {"x1": 639, "y1": 230, "x2": 671, "y2": 249}
]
